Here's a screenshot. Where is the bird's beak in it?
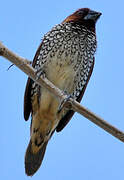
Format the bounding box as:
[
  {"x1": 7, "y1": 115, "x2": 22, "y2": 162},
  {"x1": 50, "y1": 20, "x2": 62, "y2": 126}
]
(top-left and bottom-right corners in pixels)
[{"x1": 84, "y1": 10, "x2": 102, "y2": 21}]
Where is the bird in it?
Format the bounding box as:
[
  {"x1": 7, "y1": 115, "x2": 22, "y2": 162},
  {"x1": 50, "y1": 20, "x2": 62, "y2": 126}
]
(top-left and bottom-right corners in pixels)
[{"x1": 24, "y1": 8, "x2": 101, "y2": 176}]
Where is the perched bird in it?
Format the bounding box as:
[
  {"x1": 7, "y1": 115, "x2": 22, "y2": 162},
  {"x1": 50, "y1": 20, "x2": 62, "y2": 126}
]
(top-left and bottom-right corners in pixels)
[{"x1": 24, "y1": 8, "x2": 101, "y2": 176}]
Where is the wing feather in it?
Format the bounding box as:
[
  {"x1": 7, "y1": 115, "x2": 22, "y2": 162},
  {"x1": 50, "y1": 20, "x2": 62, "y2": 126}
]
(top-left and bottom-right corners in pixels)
[{"x1": 24, "y1": 42, "x2": 42, "y2": 121}]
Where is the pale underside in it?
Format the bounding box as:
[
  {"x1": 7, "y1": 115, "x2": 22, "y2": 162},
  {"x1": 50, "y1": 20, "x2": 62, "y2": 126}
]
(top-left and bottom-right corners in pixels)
[
  {"x1": 27, "y1": 22, "x2": 96, "y2": 153},
  {"x1": 31, "y1": 51, "x2": 77, "y2": 153}
]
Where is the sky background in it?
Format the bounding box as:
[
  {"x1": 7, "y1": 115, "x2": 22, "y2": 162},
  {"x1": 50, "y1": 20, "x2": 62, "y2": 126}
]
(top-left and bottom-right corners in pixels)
[{"x1": 0, "y1": 0, "x2": 124, "y2": 179}]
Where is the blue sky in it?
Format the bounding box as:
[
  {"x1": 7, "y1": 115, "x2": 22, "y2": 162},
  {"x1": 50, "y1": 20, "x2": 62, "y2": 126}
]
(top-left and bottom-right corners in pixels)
[{"x1": 0, "y1": 0, "x2": 124, "y2": 179}]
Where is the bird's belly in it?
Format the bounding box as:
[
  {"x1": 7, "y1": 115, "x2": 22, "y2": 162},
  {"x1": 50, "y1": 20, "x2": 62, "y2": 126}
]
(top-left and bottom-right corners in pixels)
[
  {"x1": 47, "y1": 56, "x2": 75, "y2": 92},
  {"x1": 31, "y1": 57, "x2": 75, "y2": 152},
  {"x1": 38, "y1": 57, "x2": 75, "y2": 128}
]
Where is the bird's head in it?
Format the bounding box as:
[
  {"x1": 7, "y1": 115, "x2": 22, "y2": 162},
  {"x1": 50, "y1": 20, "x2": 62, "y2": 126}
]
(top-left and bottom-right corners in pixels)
[{"x1": 63, "y1": 8, "x2": 102, "y2": 32}]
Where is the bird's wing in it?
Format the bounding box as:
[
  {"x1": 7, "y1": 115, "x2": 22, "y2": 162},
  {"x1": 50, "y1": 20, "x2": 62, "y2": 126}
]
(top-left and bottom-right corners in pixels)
[
  {"x1": 24, "y1": 42, "x2": 42, "y2": 121},
  {"x1": 56, "y1": 58, "x2": 94, "y2": 132}
]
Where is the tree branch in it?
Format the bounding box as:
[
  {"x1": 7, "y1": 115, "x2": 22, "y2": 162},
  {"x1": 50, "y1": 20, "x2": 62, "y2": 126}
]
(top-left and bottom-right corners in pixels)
[{"x1": 0, "y1": 42, "x2": 124, "y2": 142}]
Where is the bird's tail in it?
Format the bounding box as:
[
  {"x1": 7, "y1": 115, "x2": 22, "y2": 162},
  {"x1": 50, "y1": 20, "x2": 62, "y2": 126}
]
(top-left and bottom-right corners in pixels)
[{"x1": 25, "y1": 140, "x2": 48, "y2": 176}]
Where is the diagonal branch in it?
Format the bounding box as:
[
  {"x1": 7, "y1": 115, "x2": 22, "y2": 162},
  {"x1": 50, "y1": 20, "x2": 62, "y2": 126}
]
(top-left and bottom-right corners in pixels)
[{"x1": 0, "y1": 42, "x2": 124, "y2": 143}]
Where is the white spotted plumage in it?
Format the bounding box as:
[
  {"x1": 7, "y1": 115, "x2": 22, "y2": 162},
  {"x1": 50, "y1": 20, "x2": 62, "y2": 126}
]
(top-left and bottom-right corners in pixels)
[
  {"x1": 31, "y1": 22, "x2": 96, "y2": 99},
  {"x1": 24, "y1": 8, "x2": 101, "y2": 176}
]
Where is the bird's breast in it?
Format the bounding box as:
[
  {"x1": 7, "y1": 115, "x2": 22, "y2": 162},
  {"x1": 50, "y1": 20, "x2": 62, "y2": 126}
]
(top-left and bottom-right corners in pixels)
[
  {"x1": 36, "y1": 54, "x2": 75, "y2": 130},
  {"x1": 46, "y1": 54, "x2": 75, "y2": 91}
]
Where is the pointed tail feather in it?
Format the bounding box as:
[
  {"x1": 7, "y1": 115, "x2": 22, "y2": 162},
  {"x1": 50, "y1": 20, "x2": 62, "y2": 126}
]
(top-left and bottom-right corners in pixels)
[{"x1": 25, "y1": 140, "x2": 48, "y2": 176}]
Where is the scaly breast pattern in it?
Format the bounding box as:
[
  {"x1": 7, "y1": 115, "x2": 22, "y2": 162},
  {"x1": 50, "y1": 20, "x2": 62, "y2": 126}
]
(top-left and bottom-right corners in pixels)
[{"x1": 31, "y1": 22, "x2": 96, "y2": 139}]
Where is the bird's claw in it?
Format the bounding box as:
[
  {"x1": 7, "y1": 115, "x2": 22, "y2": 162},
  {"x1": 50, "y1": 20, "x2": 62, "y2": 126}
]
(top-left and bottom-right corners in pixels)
[
  {"x1": 58, "y1": 94, "x2": 73, "y2": 113},
  {"x1": 35, "y1": 69, "x2": 45, "y2": 81}
]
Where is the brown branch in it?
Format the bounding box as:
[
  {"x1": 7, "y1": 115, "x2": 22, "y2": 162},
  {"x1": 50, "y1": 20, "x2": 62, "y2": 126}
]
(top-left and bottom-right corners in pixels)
[{"x1": 0, "y1": 41, "x2": 124, "y2": 143}]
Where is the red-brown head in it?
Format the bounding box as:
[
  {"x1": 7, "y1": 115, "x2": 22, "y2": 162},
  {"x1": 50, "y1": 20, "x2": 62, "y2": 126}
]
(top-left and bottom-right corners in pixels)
[{"x1": 63, "y1": 8, "x2": 101, "y2": 32}]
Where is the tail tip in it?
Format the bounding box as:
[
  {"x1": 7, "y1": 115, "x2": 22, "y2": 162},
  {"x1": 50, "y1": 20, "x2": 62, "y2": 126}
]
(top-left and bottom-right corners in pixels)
[
  {"x1": 25, "y1": 140, "x2": 48, "y2": 176},
  {"x1": 25, "y1": 162, "x2": 37, "y2": 176}
]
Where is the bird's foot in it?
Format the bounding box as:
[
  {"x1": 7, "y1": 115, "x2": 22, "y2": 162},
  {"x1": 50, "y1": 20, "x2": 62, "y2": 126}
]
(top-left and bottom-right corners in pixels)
[
  {"x1": 35, "y1": 68, "x2": 46, "y2": 81},
  {"x1": 58, "y1": 93, "x2": 73, "y2": 113}
]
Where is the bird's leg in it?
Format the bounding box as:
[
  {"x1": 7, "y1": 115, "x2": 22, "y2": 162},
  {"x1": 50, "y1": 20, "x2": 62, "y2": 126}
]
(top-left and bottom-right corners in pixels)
[
  {"x1": 58, "y1": 92, "x2": 74, "y2": 113},
  {"x1": 35, "y1": 68, "x2": 46, "y2": 81}
]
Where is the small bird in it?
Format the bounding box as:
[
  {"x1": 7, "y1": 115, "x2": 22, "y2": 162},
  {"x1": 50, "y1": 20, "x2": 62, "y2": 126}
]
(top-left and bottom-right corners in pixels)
[{"x1": 24, "y1": 8, "x2": 101, "y2": 176}]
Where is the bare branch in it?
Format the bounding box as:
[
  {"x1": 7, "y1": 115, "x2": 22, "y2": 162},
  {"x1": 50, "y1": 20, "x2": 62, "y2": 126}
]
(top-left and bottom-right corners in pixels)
[{"x1": 0, "y1": 42, "x2": 124, "y2": 143}]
